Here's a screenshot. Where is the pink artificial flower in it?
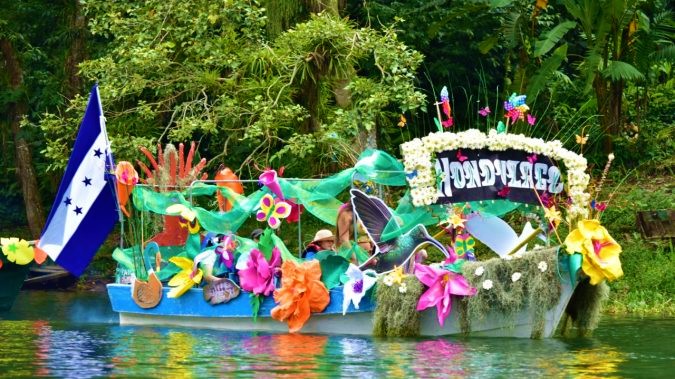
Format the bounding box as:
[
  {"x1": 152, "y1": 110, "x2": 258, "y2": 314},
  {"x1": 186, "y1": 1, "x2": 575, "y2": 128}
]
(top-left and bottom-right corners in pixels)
[
  {"x1": 414, "y1": 263, "x2": 477, "y2": 327},
  {"x1": 239, "y1": 247, "x2": 281, "y2": 296},
  {"x1": 259, "y1": 169, "x2": 284, "y2": 199}
]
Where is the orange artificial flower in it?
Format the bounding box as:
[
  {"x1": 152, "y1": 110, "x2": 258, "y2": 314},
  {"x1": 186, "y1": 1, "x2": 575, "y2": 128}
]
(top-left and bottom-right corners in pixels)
[{"x1": 271, "y1": 260, "x2": 330, "y2": 333}]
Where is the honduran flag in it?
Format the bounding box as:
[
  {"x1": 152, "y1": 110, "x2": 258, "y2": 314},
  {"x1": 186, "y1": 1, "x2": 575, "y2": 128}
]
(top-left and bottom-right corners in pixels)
[{"x1": 37, "y1": 85, "x2": 119, "y2": 276}]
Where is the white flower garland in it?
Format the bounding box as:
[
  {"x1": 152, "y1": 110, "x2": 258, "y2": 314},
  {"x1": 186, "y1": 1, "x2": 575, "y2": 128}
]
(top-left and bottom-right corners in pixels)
[{"x1": 400, "y1": 130, "x2": 590, "y2": 221}]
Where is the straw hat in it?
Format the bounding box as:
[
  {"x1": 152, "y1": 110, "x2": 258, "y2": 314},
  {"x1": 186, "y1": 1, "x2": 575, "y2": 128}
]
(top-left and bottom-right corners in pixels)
[{"x1": 312, "y1": 229, "x2": 335, "y2": 243}]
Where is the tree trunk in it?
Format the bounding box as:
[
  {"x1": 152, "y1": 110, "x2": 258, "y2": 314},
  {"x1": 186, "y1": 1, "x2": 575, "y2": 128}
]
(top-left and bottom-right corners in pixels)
[
  {"x1": 300, "y1": 76, "x2": 321, "y2": 133},
  {"x1": 0, "y1": 38, "x2": 46, "y2": 239},
  {"x1": 63, "y1": 0, "x2": 86, "y2": 99},
  {"x1": 593, "y1": 74, "x2": 616, "y2": 154}
]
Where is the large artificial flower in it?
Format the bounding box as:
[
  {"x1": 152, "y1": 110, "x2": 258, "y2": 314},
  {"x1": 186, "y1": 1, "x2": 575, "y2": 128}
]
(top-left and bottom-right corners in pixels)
[
  {"x1": 342, "y1": 264, "x2": 377, "y2": 315},
  {"x1": 1, "y1": 237, "x2": 34, "y2": 265},
  {"x1": 167, "y1": 256, "x2": 203, "y2": 298},
  {"x1": 271, "y1": 260, "x2": 329, "y2": 333},
  {"x1": 414, "y1": 263, "x2": 477, "y2": 327},
  {"x1": 239, "y1": 247, "x2": 281, "y2": 296},
  {"x1": 564, "y1": 219, "x2": 623, "y2": 284}
]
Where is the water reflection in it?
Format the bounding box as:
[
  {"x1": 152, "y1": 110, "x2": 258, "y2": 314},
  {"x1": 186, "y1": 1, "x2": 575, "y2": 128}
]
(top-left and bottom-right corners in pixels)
[
  {"x1": 560, "y1": 346, "x2": 627, "y2": 378},
  {"x1": 414, "y1": 339, "x2": 466, "y2": 377},
  {"x1": 0, "y1": 291, "x2": 672, "y2": 378}
]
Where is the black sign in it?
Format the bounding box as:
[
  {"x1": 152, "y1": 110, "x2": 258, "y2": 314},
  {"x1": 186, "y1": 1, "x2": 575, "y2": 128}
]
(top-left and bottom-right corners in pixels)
[{"x1": 435, "y1": 148, "x2": 564, "y2": 205}]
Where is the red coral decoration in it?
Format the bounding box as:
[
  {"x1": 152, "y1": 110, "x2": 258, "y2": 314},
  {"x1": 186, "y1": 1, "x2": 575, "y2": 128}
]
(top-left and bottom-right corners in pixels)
[{"x1": 136, "y1": 142, "x2": 209, "y2": 246}]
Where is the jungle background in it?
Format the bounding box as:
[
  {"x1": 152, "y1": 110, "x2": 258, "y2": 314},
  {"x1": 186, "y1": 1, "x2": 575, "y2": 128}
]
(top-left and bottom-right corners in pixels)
[{"x1": 1, "y1": 0, "x2": 673, "y2": 314}]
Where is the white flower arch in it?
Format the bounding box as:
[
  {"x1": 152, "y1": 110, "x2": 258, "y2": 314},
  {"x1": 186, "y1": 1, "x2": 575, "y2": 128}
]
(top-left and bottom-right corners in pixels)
[{"x1": 400, "y1": 130, "x2": 590, "y2": 221}]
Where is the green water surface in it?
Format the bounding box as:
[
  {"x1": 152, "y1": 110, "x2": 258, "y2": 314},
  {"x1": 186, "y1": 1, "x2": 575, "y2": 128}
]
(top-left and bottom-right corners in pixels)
[{"x1": 0, "y1": 291, "x2": 672, "y2": 378}]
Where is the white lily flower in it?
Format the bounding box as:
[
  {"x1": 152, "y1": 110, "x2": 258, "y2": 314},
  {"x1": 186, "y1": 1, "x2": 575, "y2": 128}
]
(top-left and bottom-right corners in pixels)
[{"x1": 342, "y1": 264, "x2": 377, "y2": 315}]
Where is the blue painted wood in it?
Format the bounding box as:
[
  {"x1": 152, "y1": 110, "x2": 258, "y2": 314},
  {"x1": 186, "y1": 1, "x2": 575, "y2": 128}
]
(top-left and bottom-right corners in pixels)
[{"x1": 107, "y1": 284, "x2": 375, "y2": 318}]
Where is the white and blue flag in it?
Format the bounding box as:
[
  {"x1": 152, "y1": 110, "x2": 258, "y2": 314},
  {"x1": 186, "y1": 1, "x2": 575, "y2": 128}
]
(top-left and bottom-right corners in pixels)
[{"x1": 38, "y1": 84, "x2": 119, "y2": 276}]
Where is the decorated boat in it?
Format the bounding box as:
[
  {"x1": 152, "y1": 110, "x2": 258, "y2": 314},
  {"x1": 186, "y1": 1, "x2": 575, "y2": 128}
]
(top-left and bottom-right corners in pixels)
[{"x1": 2, "y1": 86, "x2": 623, "y2": 338}]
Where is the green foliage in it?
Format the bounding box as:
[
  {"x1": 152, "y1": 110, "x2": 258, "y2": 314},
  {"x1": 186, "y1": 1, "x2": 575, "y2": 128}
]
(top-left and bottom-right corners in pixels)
[
  {"x1": 41, "y1": 3, "x2": 424, "y2": 179},
  {"x1": 599, "y1": 179, "x2": 675, "y2": 315}
]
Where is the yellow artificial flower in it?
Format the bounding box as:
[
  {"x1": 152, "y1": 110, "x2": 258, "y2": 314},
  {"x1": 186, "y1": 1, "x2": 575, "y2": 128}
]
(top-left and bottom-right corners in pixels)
[
  {"x1": 544, "y1": 206, "x2": 562, "y2": 226},
  {"x1": 1, "y1": 237, "x2": 35, "y2": 265},
  {"x1": 564, "y1": 220, "x2": 623, "y2": 284},
  {"x1": 449, "y1": 214, "x2": 466, "y2": 229},
  {"x1": 387, "y1": 265, "x2": 406, "y2": 286},
  {"x1": 167, "y1": 256, "x2": 203, "y2": 298}
]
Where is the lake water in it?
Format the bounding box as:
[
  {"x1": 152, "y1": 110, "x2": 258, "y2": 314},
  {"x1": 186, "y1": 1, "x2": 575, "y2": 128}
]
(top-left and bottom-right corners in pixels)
[{"x1": 0, "y1": 291, "x2": 673, "y2": 378}]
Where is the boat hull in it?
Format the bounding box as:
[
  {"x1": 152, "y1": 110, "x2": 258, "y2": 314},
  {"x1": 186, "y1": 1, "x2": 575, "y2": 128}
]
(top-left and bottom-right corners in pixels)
[
  {"x1": 108, "y1": 279, "x2": 576, "y2": 338},
  {"x1": 0, "y1": 262, "x2": 30, "y2": 312}
]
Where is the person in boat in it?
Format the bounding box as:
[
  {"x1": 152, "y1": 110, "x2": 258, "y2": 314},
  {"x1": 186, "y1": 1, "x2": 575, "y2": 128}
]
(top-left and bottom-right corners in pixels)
[
  {"x1": 302, "y1": 229, "x2": 336, "y2": 260},
  {"x1": 250, "y1": 228, "x2": 263, "y2": 243},
  {"x1": 336, "y1": 203, "x2": 354, "y2": 249},
  {"x1": 356, "y1": 234, "x2": 380, "y2": 268}
]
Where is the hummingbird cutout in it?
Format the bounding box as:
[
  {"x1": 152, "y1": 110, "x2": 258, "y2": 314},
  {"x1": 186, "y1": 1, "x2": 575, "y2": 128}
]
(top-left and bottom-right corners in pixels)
[{"x1": 350, "y1": 189, "x2": 447, "y2": 273}]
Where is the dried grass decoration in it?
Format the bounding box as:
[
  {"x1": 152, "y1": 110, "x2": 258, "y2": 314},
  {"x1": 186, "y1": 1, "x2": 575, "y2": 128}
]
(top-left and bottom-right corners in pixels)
[
  {"x1": 460, "y1": 247, "x2": 561, "y2": 338},
  {"x1": 373, "y1": 273, "x2": 424, "y2": 337}
]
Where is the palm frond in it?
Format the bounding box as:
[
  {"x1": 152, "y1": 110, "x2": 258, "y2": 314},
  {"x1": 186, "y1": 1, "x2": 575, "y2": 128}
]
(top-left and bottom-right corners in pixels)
[
  {"x1": 527, "y1": 44, "x2": 569, "y2": 101},
  {"x1": 651, "y1": 44, "x2": 675, "y2": 63},
  {"x1": 601, "y1": 60, "x2": 645, "y2": 81},
  {"x1": 534, "y1": 21, "x2": 577, "y2": 57}
]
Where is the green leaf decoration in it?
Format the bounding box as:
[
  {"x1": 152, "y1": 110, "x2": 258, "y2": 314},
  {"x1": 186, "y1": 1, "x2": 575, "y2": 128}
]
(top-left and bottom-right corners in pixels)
[
  {"x1": 433, "y1": 117, "x2": 442, "y2": 132},
  {"x1": 315, "y1": 252, "x2": 350, "y2": 290},
  {"x1": 250, "y1": 293, "x2": 262, "y2": 321},
  {"x1": 258, "y1": 228, "x2": 275, "y2": 261}
]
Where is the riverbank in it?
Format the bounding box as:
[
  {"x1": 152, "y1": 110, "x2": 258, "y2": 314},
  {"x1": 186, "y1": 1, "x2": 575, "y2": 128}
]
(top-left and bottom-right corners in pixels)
[{"x1": 600, "y1": 175, "x2": 674, "y2": 316}]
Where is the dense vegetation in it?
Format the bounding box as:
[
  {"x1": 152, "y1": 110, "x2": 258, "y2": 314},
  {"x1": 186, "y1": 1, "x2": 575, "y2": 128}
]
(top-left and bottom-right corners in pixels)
[{"x1": 1, "y1": 0, "x2": 673, "y2": 313}]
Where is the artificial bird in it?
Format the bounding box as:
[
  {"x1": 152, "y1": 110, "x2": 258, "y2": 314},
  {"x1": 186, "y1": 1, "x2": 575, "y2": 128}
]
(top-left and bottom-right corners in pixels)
[{"x1": 350, "y1": 189, "x2": 447, "y2": 273}]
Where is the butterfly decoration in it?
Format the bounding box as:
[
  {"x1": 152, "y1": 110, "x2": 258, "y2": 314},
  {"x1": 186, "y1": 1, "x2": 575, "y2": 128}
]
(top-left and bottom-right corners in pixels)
[
  {"x1": 527, "y1": 114, "x2": 536, "y2": 126},
  {"x1": 440, "y1": 86, "x2": 454, "y2": 128},
  {"x1": 456, "y1": 149, "x2": 468, "y2": 162},
  {"x1": 591, "y1": 200, "x2": 607, "y2": 211},
  {"x1": 398, "y1": 114, "x2": 407, "y2": 128},
  {"x1": 575, "y1": 134, "x2": 589, "y2": 145},
  {"x1": 167, "y1": 204, "x2": 201, "y2": 234},
  {"x1": 454, "y1": 233, "x2": 476, "y2": 261},
  {"x1": 497, "y1": 121, "x2": 506, "y2": 134},
  {"x1": 406, "y1": 169, "x2": 418, "y2": 179},
  {"x1": 256, "y1": 194, "x2": 292, "y2": 229},
  {"x1": 527, "y1": 153, "x2": 538, "y2": 164},
  {"x1": 497, "y1": 185, "x2": 511, "y2": 198},
  {"x1": 478, "y1": 106, "x2": 491, "y2": 117}
]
